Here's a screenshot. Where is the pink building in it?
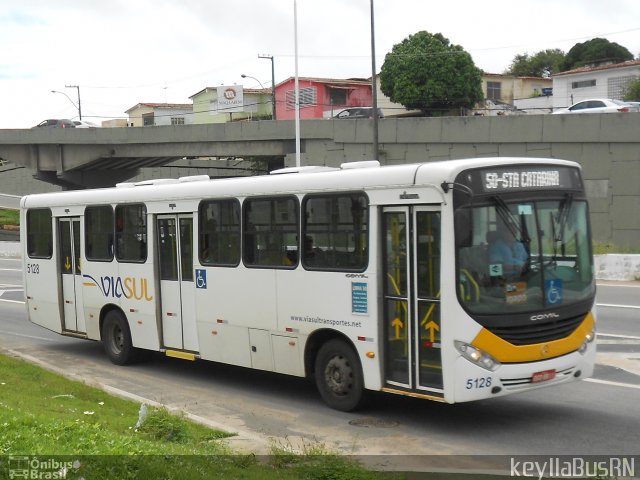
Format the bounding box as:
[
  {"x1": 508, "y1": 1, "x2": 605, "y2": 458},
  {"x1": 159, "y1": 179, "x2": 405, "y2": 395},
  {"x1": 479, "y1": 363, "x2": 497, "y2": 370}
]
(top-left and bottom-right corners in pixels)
[{"x1": 275, "y1": 77, "x2": 373, "y2": 120}]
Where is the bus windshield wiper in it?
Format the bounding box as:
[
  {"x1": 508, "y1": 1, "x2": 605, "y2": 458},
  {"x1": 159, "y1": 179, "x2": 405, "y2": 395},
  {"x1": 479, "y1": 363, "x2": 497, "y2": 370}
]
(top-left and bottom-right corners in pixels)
[
  {"x1": 491, "y1": 196, "x2": 530, "y2": 244},
  {"x1": 555, "y1": 193, "x2": 574, "y2": 244},
  {"x1": 547, "y1": 193, "x2": 574, "y2": 263}
]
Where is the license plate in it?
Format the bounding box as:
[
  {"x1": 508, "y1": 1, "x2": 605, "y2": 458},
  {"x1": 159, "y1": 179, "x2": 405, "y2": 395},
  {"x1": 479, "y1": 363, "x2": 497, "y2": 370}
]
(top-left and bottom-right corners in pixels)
[{"x1": 532, "y1": 369, "x2": 556, "y2": 383}]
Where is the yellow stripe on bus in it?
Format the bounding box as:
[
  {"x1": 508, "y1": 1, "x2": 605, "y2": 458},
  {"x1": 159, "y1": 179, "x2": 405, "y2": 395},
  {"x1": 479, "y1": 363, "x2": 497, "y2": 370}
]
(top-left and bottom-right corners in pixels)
[{"x1": 472, "y1": 312, "x2": 594, "y2": 363}]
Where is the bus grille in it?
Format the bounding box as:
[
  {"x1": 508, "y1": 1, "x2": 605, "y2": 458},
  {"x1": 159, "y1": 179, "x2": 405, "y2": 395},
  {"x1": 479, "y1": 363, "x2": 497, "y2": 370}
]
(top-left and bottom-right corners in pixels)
[
  {"x1": 500, "y1": 366, "x2": 575, "y2": 391},
  {"x1": 486, "y1": 314, "x2": 585, "y2": 346}
]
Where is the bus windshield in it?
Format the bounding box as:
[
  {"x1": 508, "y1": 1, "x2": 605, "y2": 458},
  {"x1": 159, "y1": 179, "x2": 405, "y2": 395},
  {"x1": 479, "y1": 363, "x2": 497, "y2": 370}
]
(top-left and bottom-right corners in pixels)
[{"x1": 455, "y1": 197, "x2": 595, "y2": 315}]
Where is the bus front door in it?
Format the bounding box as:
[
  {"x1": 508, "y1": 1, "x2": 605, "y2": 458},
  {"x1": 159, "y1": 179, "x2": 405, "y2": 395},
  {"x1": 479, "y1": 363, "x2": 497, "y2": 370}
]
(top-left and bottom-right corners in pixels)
[
  {"x1": 157, "y1": 214, "x2": 197, "y2": 352},
  {"x1": 59, "y1": 217, "x2": 86, "y2": 333},
  {"x1": 382, "y1": 206, "x2": 443, "y2": 396}
]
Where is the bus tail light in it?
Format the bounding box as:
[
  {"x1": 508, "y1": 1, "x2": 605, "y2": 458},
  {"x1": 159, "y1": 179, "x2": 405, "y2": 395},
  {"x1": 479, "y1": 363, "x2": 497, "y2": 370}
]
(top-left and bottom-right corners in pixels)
[
  {"x1": 579, "y1": 328, "x2": 596, "y2": 355},
  {"x1": 454, "y1": 341, "x2": 500, "y2": 371}
]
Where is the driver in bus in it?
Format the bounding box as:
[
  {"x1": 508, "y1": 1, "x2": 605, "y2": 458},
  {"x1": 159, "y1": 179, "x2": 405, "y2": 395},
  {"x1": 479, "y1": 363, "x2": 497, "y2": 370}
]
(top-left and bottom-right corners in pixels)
[{"x1": 488, "y1": 222, "x2": 528, "y2": 276}]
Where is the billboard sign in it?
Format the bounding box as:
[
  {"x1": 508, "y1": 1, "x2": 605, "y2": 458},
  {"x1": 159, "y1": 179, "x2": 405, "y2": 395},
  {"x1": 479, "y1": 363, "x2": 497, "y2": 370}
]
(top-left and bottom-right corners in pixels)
[{"x1": 216, "y1": 85, "x2": 244, "y2": 113}]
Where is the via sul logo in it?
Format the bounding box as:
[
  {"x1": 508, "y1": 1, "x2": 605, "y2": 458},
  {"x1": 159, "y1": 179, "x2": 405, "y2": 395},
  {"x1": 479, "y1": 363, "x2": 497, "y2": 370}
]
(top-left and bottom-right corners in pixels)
[{"x1": 83, "y1": 274, "x2": 153, "y2": 301}]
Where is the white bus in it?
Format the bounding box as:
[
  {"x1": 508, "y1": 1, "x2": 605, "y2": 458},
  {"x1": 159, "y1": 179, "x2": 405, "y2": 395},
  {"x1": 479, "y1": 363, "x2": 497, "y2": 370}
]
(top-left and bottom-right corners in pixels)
[{"x1": 21, "y1": 158, "x2": 596, "y2": 411}]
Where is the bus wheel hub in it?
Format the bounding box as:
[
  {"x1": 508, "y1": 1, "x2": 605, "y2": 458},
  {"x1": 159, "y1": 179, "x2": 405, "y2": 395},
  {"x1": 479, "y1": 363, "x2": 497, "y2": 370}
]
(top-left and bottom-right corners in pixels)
[{"x1": 326, "y1": 356, "x2": 352, "y2": 394}]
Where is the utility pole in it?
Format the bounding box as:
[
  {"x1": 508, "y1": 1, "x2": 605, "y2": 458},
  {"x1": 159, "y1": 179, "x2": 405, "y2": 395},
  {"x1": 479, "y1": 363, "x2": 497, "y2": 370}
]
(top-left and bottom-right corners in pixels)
[
  {"x1": 259, "y1": 54, "x2": 276, "y2": 120},
  {"x1": 370, "y1": 0, "x2": 379, "y2": 161},
  {"x1": 65, "y1": 84, "x2": 82, "y2": 120},
  {"x1": 293, "y1": 0, "x2": 301, "y2": 167}
]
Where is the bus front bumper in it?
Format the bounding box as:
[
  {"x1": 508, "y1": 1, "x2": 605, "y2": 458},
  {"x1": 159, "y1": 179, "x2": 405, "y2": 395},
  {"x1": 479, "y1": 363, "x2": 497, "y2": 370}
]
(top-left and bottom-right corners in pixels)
[{"x1": 451, "y1": 342, "x2": 596, "y2": 403}]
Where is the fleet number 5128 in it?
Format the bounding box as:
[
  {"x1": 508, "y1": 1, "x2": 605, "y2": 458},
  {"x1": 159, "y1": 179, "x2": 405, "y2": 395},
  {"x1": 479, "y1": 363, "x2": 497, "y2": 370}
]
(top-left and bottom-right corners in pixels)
[
  {"x1": 26, "y1": 263, "x2": 40, "y2": 274},
  {"x1": 466, "y1": 377, "x2": 492, "y2": 389}
]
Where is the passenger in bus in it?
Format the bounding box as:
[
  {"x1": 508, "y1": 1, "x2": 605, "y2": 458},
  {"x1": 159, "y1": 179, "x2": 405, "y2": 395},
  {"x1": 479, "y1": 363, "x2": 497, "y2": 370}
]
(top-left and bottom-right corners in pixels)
[
  {"x1": 488, "y1": 224, "x2": 528, "y2": 276},
  {"x1": 200, "y1": 219, "x2": 218, "y2": 264},
  {"x1": 303, "y1": 235, "x2": 324, "y2": 266},
  {"x1": 262, "y1": 235, "x2": 295, "y2": 266}
]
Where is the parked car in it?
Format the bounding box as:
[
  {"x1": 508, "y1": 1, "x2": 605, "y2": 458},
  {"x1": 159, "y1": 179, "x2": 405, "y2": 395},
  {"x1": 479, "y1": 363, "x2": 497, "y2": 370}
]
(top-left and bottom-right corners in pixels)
[
  {"x1": 73, "y1": 120, "x2": 99, "y2": 128},
  {"x1": 33, "y1": 119, "x2": 76, "y2": 128},
  {"x1": 624, "y1": 101, "x2": 640, "y2": 112},
  {"x1": 333, "y1": 107, "x2": 383, "y2": 119},
  {"x1": 552, "y1": 99, "x2": 633, "y2": 114}
]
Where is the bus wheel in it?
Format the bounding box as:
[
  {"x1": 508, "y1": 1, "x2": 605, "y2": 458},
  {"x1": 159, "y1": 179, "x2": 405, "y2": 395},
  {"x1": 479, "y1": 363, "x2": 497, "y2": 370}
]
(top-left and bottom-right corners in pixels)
[
  {"x1": 314, "y1": 339, "x2": 364, "y2": 412},
  {"x1": 102, "y1": 310, "x2": 138, "y2": 365}
]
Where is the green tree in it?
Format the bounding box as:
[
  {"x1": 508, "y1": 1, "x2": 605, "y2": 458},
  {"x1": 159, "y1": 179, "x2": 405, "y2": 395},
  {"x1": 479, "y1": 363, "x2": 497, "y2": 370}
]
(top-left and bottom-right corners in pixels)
[
  {"x1": 379, "y1": 31, "x2": 483, "y2": 116},
  {"x1": 623, "y1": 76, "x2": 640, "y2": 101},
  {"x1": 561, "y1": 37, "x2": 633, "y2": 71},
  {"x1": 507, "y1": 49, "x2": 565, "y2": 77}
]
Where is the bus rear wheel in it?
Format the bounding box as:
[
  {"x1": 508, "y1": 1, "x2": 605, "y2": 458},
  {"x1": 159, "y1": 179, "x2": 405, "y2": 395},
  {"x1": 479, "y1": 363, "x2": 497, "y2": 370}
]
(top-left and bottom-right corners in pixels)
[
  {"x1": 314, "y1": 339, "x2": 364, "y2": 412},
  {"x1": 102, "y1": 310, "x2": 138, "y2": 365}
]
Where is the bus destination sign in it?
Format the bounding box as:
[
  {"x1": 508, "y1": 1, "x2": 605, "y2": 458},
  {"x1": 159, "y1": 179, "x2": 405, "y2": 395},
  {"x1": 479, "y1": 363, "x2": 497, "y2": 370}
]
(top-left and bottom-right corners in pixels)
[{"x1": 479, "y1": 167, "x2": 577, "y2": 192}]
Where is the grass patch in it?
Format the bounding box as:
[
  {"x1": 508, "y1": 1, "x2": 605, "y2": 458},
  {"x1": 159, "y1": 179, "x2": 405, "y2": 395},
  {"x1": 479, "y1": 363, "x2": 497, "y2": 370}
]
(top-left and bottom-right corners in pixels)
[
  {"x1": 269, "y1": 438, "x2": 385, "y2": 480},
  {"x1": 0, "y1": 353, "x2": 389, "y2": 479},
  {"x1": 0, "y1": 353, "x2": 229, "y2": 456},
  {"x1": 593, "y1": 241, "x2": 640, "y2": 255},
  {"x1": 0, "y1": 208, "x2": 19, "y2": 227}
]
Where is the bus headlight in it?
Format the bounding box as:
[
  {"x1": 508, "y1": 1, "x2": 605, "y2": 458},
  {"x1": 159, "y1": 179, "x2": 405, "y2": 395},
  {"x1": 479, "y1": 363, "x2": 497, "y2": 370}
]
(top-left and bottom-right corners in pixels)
[
  {"x1": 454, "y1": 341, "x2": 501, "y2": 371},
  {"x1": 578, "y1": 328, "x2": 596, "y2": 355}
]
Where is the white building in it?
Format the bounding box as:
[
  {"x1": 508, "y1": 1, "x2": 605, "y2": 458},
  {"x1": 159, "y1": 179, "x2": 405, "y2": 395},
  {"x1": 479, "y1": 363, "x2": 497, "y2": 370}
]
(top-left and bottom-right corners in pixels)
[
  {"x1": 125, "y1": 103, "x2": 194, "y2": 127},
  {"x1": 552, "y1": 60, "x2": 640, "y2": 110}
]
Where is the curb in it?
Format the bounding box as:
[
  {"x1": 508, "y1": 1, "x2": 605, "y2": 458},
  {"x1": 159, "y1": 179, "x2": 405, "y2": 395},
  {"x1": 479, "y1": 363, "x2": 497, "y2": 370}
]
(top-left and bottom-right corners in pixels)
[
  {"x1": 595, "y1": 254, "x2": 640, "y2": 281},
  {"x1": 0, "y1": 240, "x2": 20, "y2": 257}
]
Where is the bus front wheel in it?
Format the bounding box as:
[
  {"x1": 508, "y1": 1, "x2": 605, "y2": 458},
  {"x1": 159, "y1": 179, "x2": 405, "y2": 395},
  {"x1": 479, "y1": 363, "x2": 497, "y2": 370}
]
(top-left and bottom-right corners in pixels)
[
  {"x1": 314, "y1": 339, "x2": 365, "y2": 412},
  {"x1": 102, "y1": 310, "x2": 138, "y2": 365}
]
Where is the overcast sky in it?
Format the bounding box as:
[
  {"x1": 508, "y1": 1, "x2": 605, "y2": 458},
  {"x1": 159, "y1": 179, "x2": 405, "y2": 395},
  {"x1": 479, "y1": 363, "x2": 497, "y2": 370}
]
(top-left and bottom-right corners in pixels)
[{"x1": 1, "y1": 0, "x2": 638, "y2": 128}]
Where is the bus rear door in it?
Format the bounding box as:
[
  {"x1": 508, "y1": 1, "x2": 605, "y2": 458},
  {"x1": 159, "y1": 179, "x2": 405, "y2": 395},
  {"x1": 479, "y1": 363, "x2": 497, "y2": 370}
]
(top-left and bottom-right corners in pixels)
[
  {"x1": 156, "y1": 214, "x2": 198, "y2": 352},
  {"x1": 59, "y1": 217, "x2": 86, "y2": 333},
  {"x1": 382, "y1": 206, "x2": 443, "y2": 397}
]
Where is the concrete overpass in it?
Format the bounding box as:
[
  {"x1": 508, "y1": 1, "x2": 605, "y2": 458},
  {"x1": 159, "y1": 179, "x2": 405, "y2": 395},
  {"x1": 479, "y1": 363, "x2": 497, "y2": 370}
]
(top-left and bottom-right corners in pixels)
[
  {"x1": 1, "y1": 115, "x2": 639, "y2": 248},
  {"x1": 0, "y1": 122, "x2": 298, "y2": 189}
]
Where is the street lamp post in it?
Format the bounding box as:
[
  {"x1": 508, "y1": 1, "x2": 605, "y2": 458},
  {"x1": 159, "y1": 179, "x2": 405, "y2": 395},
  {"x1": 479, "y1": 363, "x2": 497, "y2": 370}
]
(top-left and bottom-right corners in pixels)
[
  {"x1": 241, "y1": 74, "x2": 269, "y2": 120},
  {"x1": 51, "y1": 89, "x2": 81, "y2": 120},
  {"x1": 258, "y1": 54, "x2": 276, "y2": 120},
  {"x1": 241, "y1": 74, "x2": 265, "y2": 89}
]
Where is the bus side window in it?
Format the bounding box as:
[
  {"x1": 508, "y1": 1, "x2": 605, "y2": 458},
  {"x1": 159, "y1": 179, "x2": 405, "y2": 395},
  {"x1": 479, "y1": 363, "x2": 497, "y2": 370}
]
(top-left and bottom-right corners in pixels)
[
  {"x1": 302, "y1": 193, "x2": 368, "y2": 271},
  {"x1": 115, "y1": 204, "x2": 147, "y2": 263},
  {"x1": 27, "y1": 208, "x2": 53, "y2": 258},
  {"x1": 243, "y1": 196, "x2": 298, "y2": 268},
  {"x1": 85, "y1": 205, "x2": 114, "y2": 261},
  {"x1": 198, "y1": 199, "x2": 240, "y2": 266}
]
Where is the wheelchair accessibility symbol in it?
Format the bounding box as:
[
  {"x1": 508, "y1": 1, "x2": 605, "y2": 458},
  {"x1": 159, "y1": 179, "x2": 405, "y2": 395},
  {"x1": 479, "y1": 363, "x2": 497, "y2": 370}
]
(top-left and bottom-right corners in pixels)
[
  {"x1": 544, "y1": 279, "x2": 563, "y2": 305},
  {"x1": 196, "y1": 269, "x2": 207, "y2": 289}
]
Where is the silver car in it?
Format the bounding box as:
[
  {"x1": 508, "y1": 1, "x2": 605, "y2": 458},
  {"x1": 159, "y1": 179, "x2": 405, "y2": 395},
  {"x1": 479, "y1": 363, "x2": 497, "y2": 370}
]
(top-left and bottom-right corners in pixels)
[
  {"x1": 33, "y1": 119, "x2": 76, "y2": 128},
  {"x1": 552, "y1": 99, "x2": 634, "y2": 114}
]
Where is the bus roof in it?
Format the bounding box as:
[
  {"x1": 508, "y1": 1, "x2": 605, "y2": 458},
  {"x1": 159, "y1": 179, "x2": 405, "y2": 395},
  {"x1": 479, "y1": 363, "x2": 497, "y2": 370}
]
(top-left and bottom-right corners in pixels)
[{"x1": 21, "y1": 157, "x2": 580, "y2": 209}]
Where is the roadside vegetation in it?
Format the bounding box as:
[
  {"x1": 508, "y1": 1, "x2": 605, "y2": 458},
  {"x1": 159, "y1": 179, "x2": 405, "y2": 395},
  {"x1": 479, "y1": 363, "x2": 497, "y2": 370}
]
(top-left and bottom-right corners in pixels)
[
  {"x1": 0, "y1": 208, "x2": 19, "y2": 227},
  {"x1": 592, "y1": 241, "x2": 640, "y2": 255},
  {"x1": 0, "y1": 352, "x2": 388, "y2": 479}
]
